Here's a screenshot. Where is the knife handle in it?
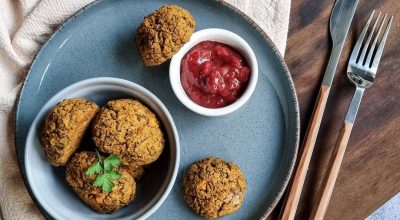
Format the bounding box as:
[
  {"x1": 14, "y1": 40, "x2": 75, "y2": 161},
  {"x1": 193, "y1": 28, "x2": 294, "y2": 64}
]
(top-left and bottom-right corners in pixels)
[
  {"x1": 310, "y1": 121, "x2": 353, "y2": 220},
  {"x1": 280, "y1": 85, "x2": 330, "y2": 220}
]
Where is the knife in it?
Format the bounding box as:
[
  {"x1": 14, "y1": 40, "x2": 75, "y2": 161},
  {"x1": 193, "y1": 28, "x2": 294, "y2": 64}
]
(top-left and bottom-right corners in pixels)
[{"x1": 279, "y1": 0, "x2": 359, "y2": 219}]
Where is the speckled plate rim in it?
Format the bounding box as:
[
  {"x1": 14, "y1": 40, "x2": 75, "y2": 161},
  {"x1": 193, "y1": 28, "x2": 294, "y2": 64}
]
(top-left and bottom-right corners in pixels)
[{"x1": 14, "y1": 0, "x2": 300, "y2": 219}]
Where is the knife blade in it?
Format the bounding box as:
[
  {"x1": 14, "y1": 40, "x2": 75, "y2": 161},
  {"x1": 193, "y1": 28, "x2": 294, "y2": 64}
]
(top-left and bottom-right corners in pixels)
[
  {"x1": 279, "y1": 1, "x2": 359, "y2": 220},
  {"x1": 323, "y1": 0, "x2": 359, "y2": 87}
]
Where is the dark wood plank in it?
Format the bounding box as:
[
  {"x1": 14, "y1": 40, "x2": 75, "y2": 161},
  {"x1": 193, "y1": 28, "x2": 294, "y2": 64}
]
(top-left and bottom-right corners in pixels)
[{"x1": 280, "y1": 0, "x2": 400, "y2": 219}]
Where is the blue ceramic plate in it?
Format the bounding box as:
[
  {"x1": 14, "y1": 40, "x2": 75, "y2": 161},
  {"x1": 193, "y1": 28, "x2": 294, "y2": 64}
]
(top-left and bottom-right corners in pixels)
[{"x1": 15, "y1": 0, "x2": 300, "y2": 219}]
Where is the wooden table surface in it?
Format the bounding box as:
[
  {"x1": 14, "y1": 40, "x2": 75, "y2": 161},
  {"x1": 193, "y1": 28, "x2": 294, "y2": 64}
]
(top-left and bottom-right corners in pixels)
[{"x1": 274, "y1": 0, "x2": 400, "y2": 219}]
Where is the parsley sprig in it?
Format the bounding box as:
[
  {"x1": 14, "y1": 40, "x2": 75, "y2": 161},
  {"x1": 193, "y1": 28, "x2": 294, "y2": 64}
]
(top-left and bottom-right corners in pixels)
[{"x1": 86, "y1": 150, "x2": 122, "y2": 194}]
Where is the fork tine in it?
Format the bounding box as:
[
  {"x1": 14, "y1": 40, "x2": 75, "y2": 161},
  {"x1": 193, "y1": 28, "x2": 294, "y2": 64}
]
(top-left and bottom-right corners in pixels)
[
  {"x1": 349, "y1": 11, "x2": 375, "y2": 64},
  {"x1": 358, "y1": 12, "x2": 381, "y2": 64},
  {"x1": 371, "y1": 15, "x2": 393, "y2": 69},
  {"x1": 366, "y1": 13, "x2": 388, "y2": 67}
]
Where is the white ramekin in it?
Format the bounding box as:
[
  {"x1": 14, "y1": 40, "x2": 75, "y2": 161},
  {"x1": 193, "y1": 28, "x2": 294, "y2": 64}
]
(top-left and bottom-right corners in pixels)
[{"x1": 169, "y1": 28, "x2": 258, "y2": 117}]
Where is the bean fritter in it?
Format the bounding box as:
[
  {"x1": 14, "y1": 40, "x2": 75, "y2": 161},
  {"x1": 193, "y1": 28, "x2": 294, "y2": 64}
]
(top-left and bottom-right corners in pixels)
[
  {"x1": 92, "y1": 99, "x2": 165, "y2": 166},
  {"x1": 41, "y1": 98, "x2": 99, "y2": 166},
  {"x1": 183, "y1": 157, "x2": 246, "y2": 219},
  {"x1": 136, "y1": 4, "x2": 195, "y2": 66},
  {"x1": 66, "y1": 151, "x2": 136, "y2": 213}
]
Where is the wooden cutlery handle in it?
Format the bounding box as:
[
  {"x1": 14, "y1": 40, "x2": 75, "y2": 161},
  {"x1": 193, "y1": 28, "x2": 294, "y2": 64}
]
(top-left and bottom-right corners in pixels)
[
  {"x1": 310, "y1": 121, "x2": 353, "y2": 220},
  {"x1": 280, "y1": 85, "x2": 330, "y2": 220}
]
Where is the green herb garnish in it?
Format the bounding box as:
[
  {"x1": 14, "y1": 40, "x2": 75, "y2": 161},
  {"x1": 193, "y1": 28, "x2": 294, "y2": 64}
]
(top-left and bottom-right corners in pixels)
[{"x1": 86, "y1": 150, "x2": 122, "y2": 194}]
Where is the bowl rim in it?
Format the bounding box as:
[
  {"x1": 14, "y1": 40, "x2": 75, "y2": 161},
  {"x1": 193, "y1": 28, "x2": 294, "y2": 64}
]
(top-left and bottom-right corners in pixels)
[
  {"x1": 169, "y1": 28, "x2": 259, "y2": 117},
  {"x1": 24, "y1": 77, "x2": 180, "y2": 220}
]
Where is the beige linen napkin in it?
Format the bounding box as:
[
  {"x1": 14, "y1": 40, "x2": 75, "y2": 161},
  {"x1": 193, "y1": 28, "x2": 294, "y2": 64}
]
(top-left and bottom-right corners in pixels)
[{"x1": 0, "y1": 0, "x2": 290, "y2": 219}]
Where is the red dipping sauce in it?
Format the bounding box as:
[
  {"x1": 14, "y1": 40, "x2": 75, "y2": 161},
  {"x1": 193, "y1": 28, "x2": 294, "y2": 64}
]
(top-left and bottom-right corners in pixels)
[{"x1": 180, "y1": 41, "x2": 251, "y2": 108}]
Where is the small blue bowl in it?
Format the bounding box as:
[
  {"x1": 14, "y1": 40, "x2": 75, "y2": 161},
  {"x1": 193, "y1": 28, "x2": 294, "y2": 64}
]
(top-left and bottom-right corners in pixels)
[{"x1": 24, "y1": 77, "x2": 180, "y2": 220}]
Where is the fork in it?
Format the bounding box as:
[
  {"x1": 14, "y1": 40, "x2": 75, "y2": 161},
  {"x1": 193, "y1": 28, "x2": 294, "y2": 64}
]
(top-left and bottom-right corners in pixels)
[{"x1": 310, "y1": 11, "x2": 393, "y2": 220}]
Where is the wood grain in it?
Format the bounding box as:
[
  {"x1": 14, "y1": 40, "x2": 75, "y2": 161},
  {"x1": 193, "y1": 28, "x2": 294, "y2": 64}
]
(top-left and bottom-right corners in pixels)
[
  {"x1": 310, "y1": 122, "x2": 353, "y2": 220},
  {"x1": 272, "y1": 0, "x2": 400, "y2": 219},
  {"x1": 280, "y1": 85, "x2": 330, "y2": 220}
]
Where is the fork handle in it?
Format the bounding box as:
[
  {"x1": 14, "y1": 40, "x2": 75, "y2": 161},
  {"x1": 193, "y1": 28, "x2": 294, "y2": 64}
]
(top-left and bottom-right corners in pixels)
[
  {"x1": 310, "y1": 122, "x2": 353, "y2": 220},
  {"x1": 310, "y1": 87, "x2": 364, "y2": 219},
  {"x1": 280, "y1": 85, "x2": 330, "y2": 220}
]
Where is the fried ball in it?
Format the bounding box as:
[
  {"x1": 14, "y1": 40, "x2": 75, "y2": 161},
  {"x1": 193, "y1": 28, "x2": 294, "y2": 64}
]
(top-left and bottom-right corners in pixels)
[
  {"x1": 41, "y1": 98, "x2": 99, "y2": 166},
  {"x1": 183, "y1": 157, "x2": 246, "y2": 219},
  {"x1": 92, "y1": 99, "x2": 165, "y2": 166},
  {"x1": 66, "y1": 151, "x2": 136, "y2": 213},
  {"x1": 136, "y1": 4, "x2": 195, "y2": 66},
  {"x1": 122, "y1": 163, "x2": 145, "y2": 181}
]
